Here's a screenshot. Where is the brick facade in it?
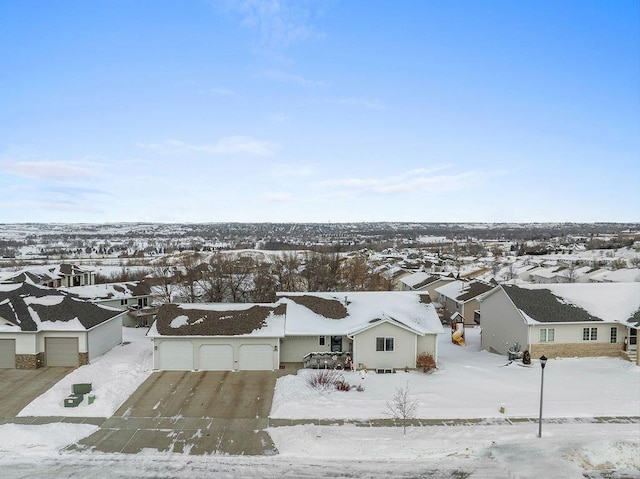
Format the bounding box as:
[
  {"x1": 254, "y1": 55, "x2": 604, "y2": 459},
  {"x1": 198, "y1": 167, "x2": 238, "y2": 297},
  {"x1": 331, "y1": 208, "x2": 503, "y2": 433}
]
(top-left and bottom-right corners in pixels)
[
  {"x1": 530, "y1": 342, "x2": 622, "y2": 358},
  {"x1": 15, "y1": 352, "x2": 46, "y2": 369},
  {"x1": 79, "y1": 352, "x2": 88, "y2": 366}
]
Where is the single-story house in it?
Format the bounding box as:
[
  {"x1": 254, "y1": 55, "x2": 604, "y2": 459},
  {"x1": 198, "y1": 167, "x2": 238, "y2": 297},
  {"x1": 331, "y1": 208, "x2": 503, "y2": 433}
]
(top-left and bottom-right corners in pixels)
[
  {"x1": 61, "y1": 281, "x2": 155, "y2": 327},
  {"x1": 0, "y1": 263, "x2": 95, "y2": 288},
  {"x1": 148, "y1": 302, "x2": 286, "y2": 371},
  {"x1": 478, "y1": 283, "x2": 640, "y2": 364},
  {"x1": 148, "y1": 291, "x2": 444, "y2": 372},
  {"x1": 435, "y1": 280, "x2": 496, "y2": 326},
  {"x1": 0, "y1": 282, "x2": 125, "y2": 369}
]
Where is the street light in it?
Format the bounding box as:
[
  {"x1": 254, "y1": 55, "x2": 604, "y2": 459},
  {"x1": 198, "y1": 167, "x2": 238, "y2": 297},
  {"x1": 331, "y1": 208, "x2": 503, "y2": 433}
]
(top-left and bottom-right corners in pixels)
[{"x1": 538, "y1": 355, "x2": 548, "y2": 438}]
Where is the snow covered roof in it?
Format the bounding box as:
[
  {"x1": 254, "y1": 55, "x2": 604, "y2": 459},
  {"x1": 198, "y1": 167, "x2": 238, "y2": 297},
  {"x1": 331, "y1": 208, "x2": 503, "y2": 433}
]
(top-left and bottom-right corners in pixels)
[
  {"x1": 589, "y1": 268, "x2": 640, "y2": 283},
  {"x1": 277, "y1": 291, "x2": 444, "y2": 337},
  {"x1": 0, "y1": 263, "x2": 94, "y2": 285},
  {"x1": 148, "y1": 302, "x2": 286, "y2": 338},
  {"x1": 501, "y1": 283, "x2": 640, "y2": 325},
  {"x1": 434, "y1": 280, "x2": 495, "y2": 303},
  {"x1": 399, "y1": 272, "x2": 453, "y2": 289},
  {"x1": 0, "y1": 282, "x2": 123, "y2": 332},
  {"x1": 60, "y1": 281, "x2": 151, "y2": 300}
]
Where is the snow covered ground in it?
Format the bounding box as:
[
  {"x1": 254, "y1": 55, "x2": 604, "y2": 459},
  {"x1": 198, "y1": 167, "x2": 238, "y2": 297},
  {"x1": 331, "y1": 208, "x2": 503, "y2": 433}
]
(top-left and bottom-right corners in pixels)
[
  {"x1": 271, "y1": 329, "x2": 640, "y2": 420},
  {"x1": 0, "y1": 327, "x2": 638, "y2": 478}
]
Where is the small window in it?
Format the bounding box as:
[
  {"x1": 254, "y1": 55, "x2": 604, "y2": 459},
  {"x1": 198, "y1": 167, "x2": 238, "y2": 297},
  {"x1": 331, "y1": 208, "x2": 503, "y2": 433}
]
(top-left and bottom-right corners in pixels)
[
  {"x1": 583, "y1": 327, "x2": 597, "y2": 341},
  {"x1": 539, "y1": 328, "x2": 555, "y2": 342},
  {"x1": 610, "y1": 327, "x2": 617, "y2": 344},
  {"x1": 318, "y1": 336, "x2": 326, "y2": 347},
  {"x1": 376, "y1": 337, "x2": 394, "y2": 352},
  {"x1": 120, "y1": 299, "x2": 128, "y2": 306}
]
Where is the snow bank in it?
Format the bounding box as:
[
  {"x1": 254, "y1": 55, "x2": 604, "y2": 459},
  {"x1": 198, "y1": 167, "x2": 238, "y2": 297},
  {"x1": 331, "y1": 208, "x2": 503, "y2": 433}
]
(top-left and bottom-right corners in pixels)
[{"x1": 18, "y1": 327, "x2": 152, "y2": 417}]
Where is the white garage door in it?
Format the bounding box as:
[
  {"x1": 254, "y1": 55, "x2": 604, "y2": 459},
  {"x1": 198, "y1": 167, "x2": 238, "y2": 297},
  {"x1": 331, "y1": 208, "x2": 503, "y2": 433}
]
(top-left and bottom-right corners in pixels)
[
  {"x1": 238, "y1": 344, "x2": 273, "y2": 370},
  {"x1": 158, "y1": 341, "x2": 194, "y2": 370},
  {"x1": 0, "y1": 339, "x2": 16, "y2": 368},
  {"x1": 46, "y1": 337, "x2": 79, "y2": 367},
  {"x1": 199, "y1": 344, "x2": 234, "y2": 371}
]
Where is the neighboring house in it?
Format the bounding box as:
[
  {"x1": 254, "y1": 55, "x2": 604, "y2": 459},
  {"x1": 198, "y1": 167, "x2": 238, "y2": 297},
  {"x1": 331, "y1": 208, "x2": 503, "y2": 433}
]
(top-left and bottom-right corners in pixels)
[
  {"x1": 589, "y1": 268, "x2": 640, "y2": 283},
  {"x1": 61, "y1": 281, "x2": 155, "y2": 327},
  {"x1": 479, "y1": 283, "x2": 640, "y2": 364},
  {"x1": 148, "y1": 291, "x2": 444, "y2": 372},
  {"x1": 0, "y1": 263, "x2": 95, "y2": 288},
  {"x1": 435, "y1": 280, "x2": 496, "y2": 326},
  {"x1": 399, "y1": 272, "x2": 456, "y2": 301},
  {"x1": 0, "y1": 282, "x2": 125, "y2": 369}
]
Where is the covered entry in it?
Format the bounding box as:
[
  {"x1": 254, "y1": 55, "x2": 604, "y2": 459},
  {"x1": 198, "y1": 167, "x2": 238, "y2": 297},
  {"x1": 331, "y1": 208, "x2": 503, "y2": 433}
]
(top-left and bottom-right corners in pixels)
[{"x1": 45, "y1": 337, "x2": 79, "y2": 367}]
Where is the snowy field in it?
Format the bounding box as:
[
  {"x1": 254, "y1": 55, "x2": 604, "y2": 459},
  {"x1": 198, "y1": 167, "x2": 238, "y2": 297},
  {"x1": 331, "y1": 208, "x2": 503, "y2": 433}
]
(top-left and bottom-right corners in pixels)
[{"x1": 0, "y1": 327, "x2": 638, "y2": 478}]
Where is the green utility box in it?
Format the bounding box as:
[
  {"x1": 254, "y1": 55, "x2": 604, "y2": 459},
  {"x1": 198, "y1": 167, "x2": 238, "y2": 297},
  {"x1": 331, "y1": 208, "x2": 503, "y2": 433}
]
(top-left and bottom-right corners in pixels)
[
  {"x1": 64, "y1": 394, "x2": 84, "y2": 408},
  {"x1": 72, "y1": 383, "x2": 92, "y2": 395},
  {"x1": 88, "y1": 394, "x2": 95, "y2": 405}
]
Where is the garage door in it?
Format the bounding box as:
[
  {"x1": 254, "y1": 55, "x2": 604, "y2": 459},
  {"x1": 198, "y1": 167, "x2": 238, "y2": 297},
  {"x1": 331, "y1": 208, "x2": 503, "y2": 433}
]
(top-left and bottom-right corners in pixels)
[
  {"x1": 45, "y1": 337, "x2": 79, "y2": 367},
  {"x1": 158, "y1": 341, "x2": 194, "y2": 370},
  {"x1": 238, "y1": 344, "x2": 273, "y2": 370},
  {"x1": 199, "y1": 344, "x2": 234, "y2": 371},
  {"x1": 0, "y1": 339, "x2": 16, "y2": 368}
]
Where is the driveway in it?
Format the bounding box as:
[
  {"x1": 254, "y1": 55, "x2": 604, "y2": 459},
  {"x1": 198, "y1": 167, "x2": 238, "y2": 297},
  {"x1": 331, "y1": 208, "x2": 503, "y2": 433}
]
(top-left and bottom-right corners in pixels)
[
  {"x1": 75, "y1": 370, "x2": 283, "y2": 455},
  {"x1": 0, "y1": 367, "x2": 73, "y2": 417},
  {"x1": 115, "y1": 370, "x2": 276, "y2": 418}
]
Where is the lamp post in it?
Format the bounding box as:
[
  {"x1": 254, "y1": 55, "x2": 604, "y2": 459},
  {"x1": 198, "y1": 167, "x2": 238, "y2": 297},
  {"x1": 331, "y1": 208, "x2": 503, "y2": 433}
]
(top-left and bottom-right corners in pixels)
[{"x1": 538, "y1": 355, "x2": 548, "y2": 438}]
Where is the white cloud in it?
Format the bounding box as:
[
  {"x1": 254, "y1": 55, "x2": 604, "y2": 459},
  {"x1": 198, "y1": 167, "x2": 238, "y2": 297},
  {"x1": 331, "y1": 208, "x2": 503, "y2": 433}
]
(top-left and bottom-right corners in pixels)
[
  {"x1": 136, "y1": 136, "x2": 277, "y2": 156},
  {"x1": 1, "y1": 159, "x2": 100, "y2": 180},
  {"x1": 318, "y1": 166, "x2": 483, "y2": 195},
  {"x1": 226, "y1": 0, "x2": 319, "y2": 49}
]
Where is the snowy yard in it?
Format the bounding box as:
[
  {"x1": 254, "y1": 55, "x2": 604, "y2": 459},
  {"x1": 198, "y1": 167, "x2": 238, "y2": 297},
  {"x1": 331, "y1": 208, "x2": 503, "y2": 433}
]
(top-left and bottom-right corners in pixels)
[
  {"x1": 271, "y1": 328, "x2": 640, "y2": 420},
  {"x1": 0, "y1": 326, "x2": 638, "y2": 478}
]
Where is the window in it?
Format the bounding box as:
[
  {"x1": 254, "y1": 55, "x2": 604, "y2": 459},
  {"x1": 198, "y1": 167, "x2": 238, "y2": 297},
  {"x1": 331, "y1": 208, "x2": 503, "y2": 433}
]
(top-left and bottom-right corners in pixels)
[
  {"x1": 610, "y1": 327, "x2": 617, "y2": 344},
  {"x1": 376, "y1": 337, "x2": 394, "y2": 352},
  {"x1": 120, "y1": 299, "x2": 128, "y2": 306},
  {"x1": 582, "y1": 327, "x2": 597, "y2": 341},
  {"x1": 318, "y1": 336, "x2": 326, "y2": 347},
  {"x1": 539, "y1": 328, "x2": 555, "y2": 342}
]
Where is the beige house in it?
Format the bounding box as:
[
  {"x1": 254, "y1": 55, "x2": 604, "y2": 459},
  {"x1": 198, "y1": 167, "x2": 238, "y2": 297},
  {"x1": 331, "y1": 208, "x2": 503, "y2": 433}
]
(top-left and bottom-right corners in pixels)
[
  {"x1": 0, "y1": 283, "x2": 125, "y2": 369},
  {"x1": 149, "y1": 291, "x2": 444, "y2": 372},
  {"x1": 478, "y1": 283, "x2": 640, "y2": 365},
  {"x1": 435, "y1": 280, "x2": 496, "y2": 326}
]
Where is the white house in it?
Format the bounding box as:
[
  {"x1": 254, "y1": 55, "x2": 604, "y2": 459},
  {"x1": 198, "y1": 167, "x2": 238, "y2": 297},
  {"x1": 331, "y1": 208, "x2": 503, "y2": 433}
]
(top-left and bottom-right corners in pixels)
[
  {"x1": 61, "y1": 281, "x2": 154, "y2": 327},
  {"x1": 148, "y1": 291, "x2": 444, "y2": 372},
  {"x1": 0, "y1": 282, "x2": 125, "y2": 369},
  {"x1": 0, "y1": 263, "x2": 95, "y2": 288},
  {"x1": 479, "y1": 283, "x2": 640, "y2": 364}
]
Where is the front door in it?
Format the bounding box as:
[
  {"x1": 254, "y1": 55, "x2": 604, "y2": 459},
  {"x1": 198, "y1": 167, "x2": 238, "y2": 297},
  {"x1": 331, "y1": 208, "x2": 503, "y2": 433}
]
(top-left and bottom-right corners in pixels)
[
  {"x1": 331, "y1": 336, "x2": 342, "y2": 352},
  {"x1": 629, "y1": 328, "x2": 637, "y2": 352}
]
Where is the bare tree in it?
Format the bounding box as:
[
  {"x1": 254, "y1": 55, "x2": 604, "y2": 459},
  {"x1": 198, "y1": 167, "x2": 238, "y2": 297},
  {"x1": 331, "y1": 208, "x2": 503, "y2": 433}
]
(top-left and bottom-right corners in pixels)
[
  {"x1": 149, "y1": 258, "x2": 178, "y2": 304},
  {"x1": 386, "y1": 384, "x2": 418, "y2": 435},
  {"x1": 273, "y1": 251, "x2": 303, "y2": 292},
  {"x1": 198, "y1": 253, "x2": 229, "y2": 302},
  {"x1": 175, "y1": 252, "x2": 202, "y2": 302}
]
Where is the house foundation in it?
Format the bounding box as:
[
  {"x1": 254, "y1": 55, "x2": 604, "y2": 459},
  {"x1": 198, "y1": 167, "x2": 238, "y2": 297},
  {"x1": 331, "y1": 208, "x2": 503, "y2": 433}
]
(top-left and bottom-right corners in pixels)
[{"x1": 530, "y1": 343, "x2": 622, "y2": 358}]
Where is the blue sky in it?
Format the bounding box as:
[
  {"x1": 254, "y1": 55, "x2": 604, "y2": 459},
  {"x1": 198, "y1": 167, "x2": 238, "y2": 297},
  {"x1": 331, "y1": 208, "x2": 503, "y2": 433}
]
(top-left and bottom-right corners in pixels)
[{"x1": 1, "y1": 0, "x2": 638, "y2": 223}]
